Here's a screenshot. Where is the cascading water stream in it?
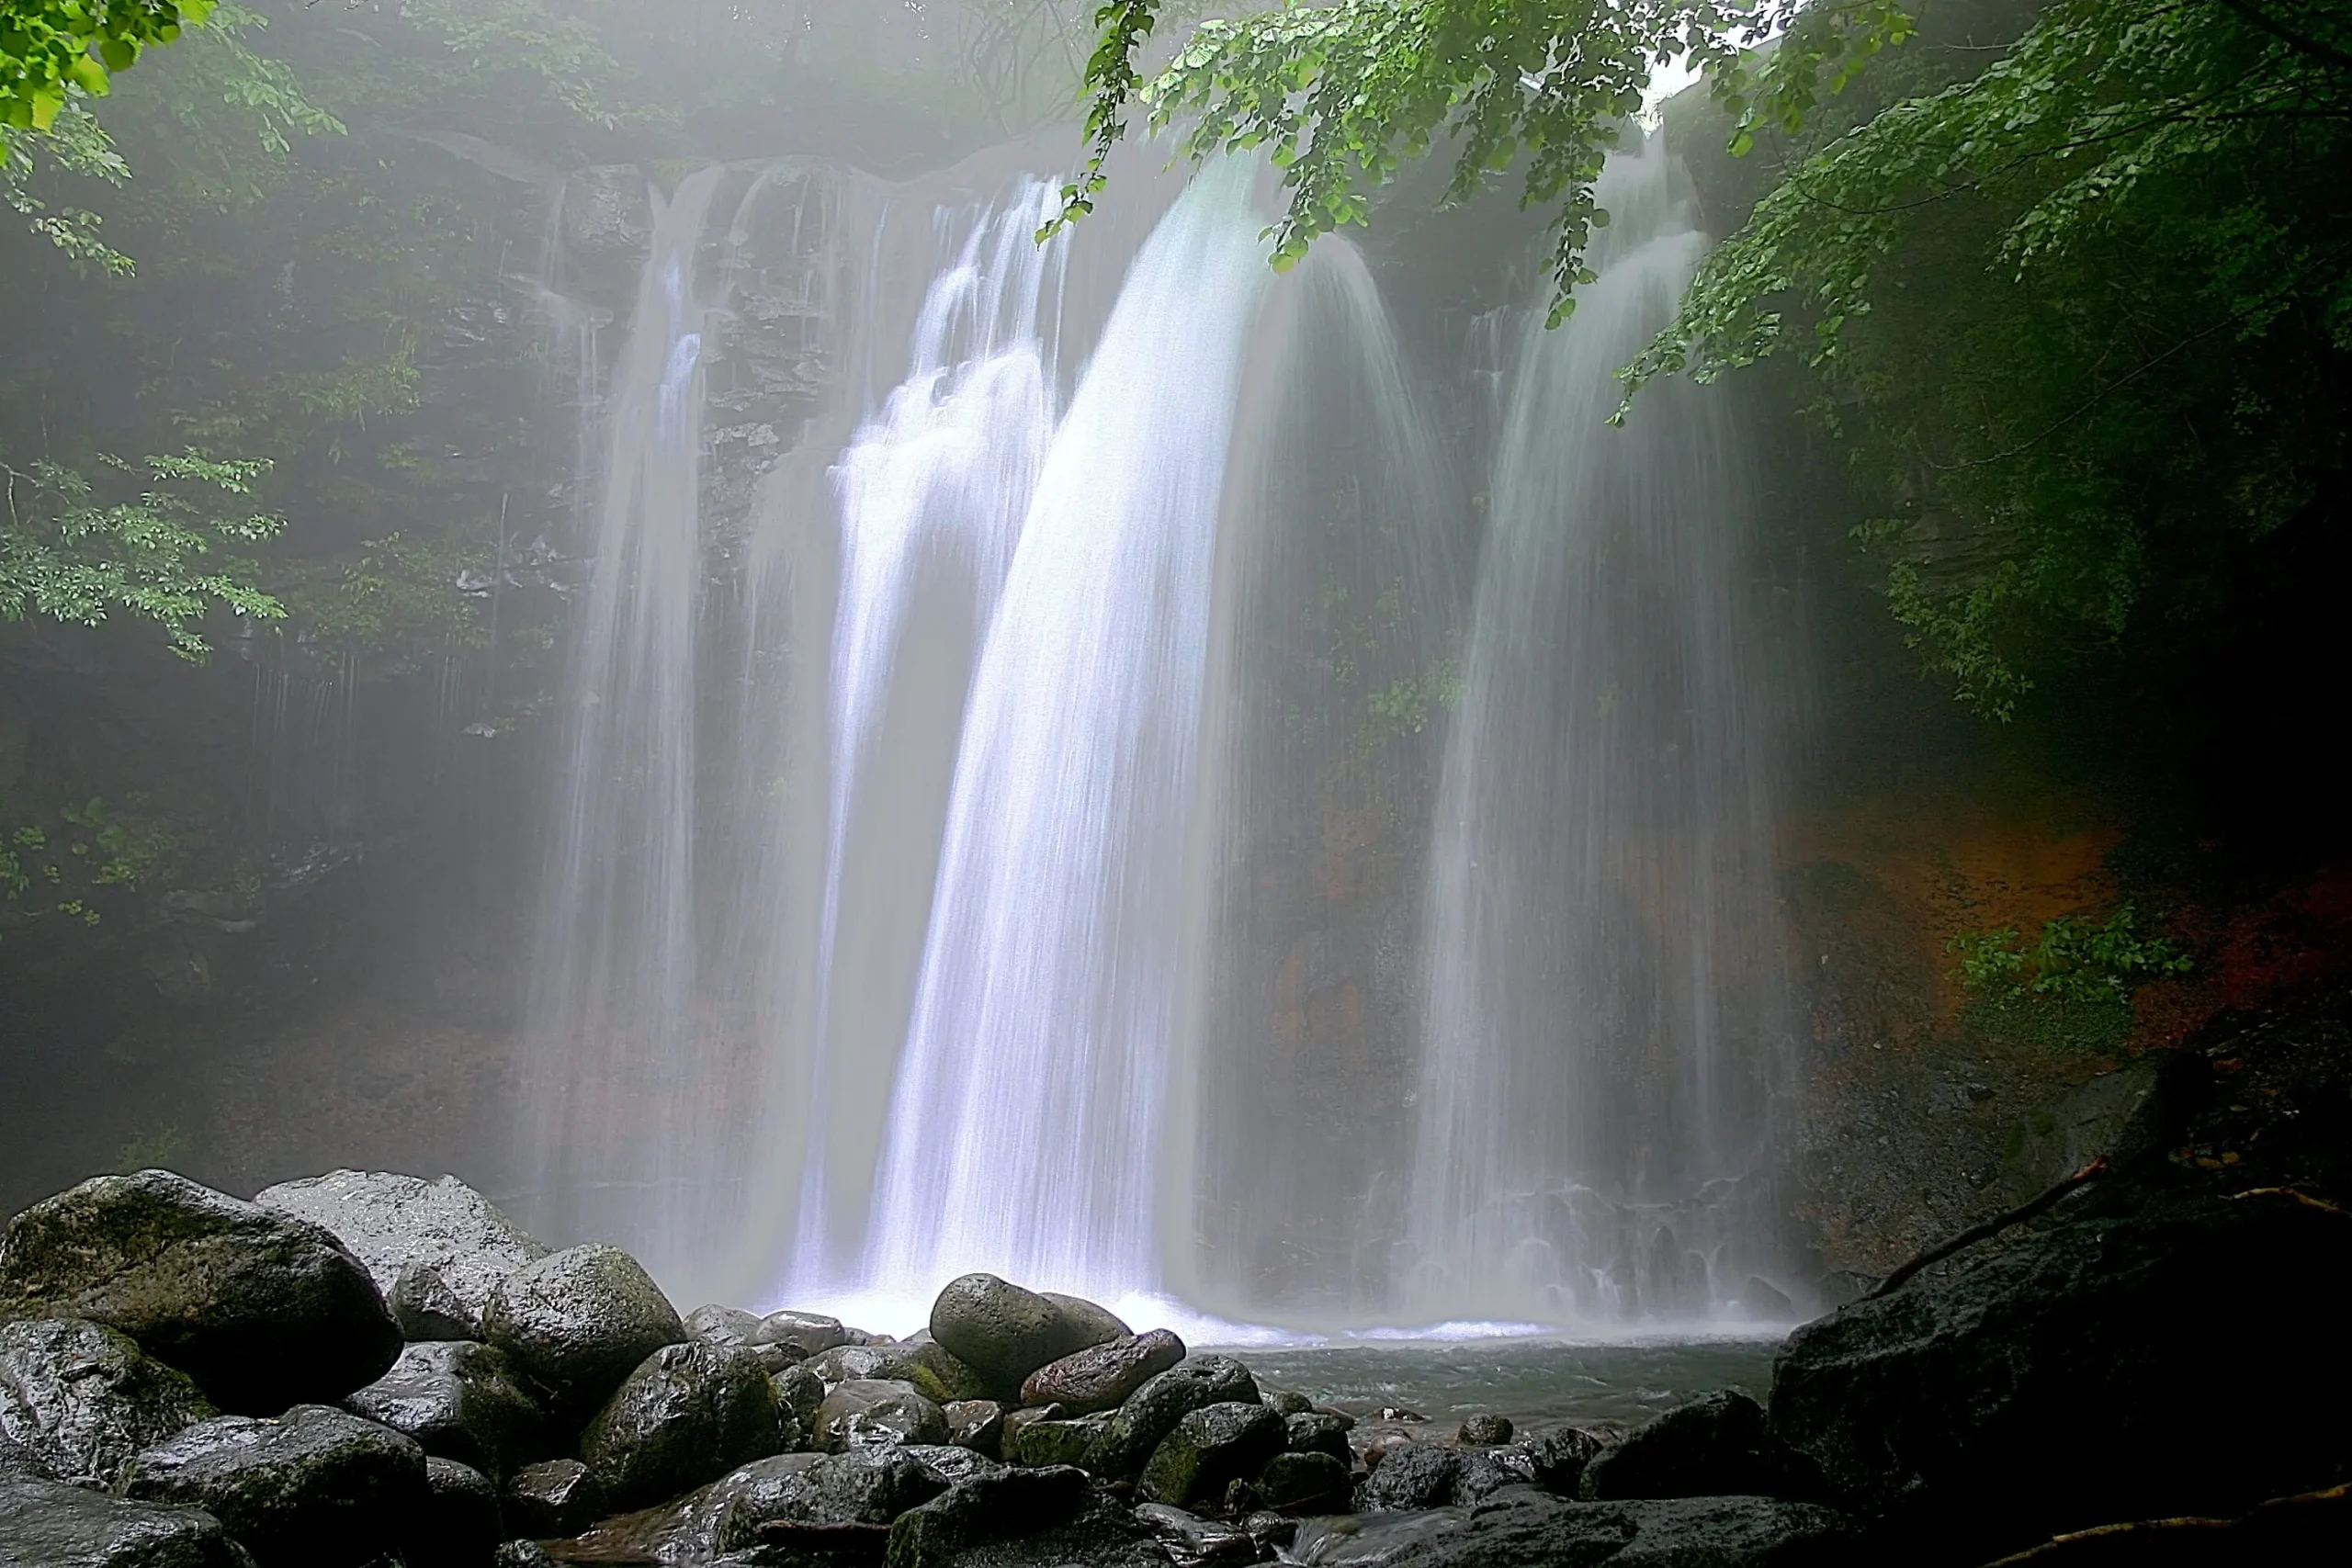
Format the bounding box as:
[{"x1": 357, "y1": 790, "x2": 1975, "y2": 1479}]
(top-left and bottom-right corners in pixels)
[
  {"x1": 854, "y1": 162, "x2": 1270, "y2": 1304},
  {"x1": 783, "y1": 184, "x2": 1066, "y2": 1286},
  {"x1": 1406, "y1": 141, "x2": 1799, "y2": 1325}
]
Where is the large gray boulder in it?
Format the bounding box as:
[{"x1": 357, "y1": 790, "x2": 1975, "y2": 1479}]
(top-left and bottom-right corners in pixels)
[
  {"x1": 254, "y1": 1171, "x2": 546, "y2": 1342},
  {"x1": 886, "y1": 1485, "x2": 1166, "y2": 1568},
  {"x1": 1360, "y1": 1442, "x2": 1459, "y2": 1511},
  {"x1": 926, "y1": 1276, "x2": 1108, "y2": 1394},
  {"x1": 814, "y1": 1378, "x2": 949, "y2": 1451},
  {"x1": 1091, "y1": 1355, "x2": 1260, "y2": 1479},
  {"x1": 0, "y1": 1171, "x2": 401, "y2": 1415},
  {"x1": 1038, "y1": 1293, "x2": 1131, "y2": 1349},
  {"x1": 760, "y1": 1310, "x2": 849, "y2": 1359},
  {"x1": 1284, "y1": 1411, "x2": 1354, "y2": 1467},
  {"x1": 0, "y1": 1318, "x2": 216, "y2": 1488},
  {"x1": 1286, "y1": 1489, "x2": 1858, "y2": 1567},
  {"x1": 1019, "y1": 1329, "x2": 1184, "y2": 1414},
  {"x1": 417, "y1": 1456, "x2": 503, "y2": 1568},
  {"x1": 0, "y1": 1470, "x2": 253, "y2": 1568},
  {"x1": 881, "y1": 1464, "x2": 1092, "y2": 1568},
  {"x1": 702, "y1": 1451, "x2": 828, "y2": 1553},
  {"x1": 116, "y1": 1404, "x2": 428, "y2": 1568},
  {"x1": 739, "y1": 1444, "x2": 945, "y2": 1528},
  {"x1": 1005, "y1": 1413, "x2": 1108, "y2": 1470},
  {"x1": 1769, "y1": 1192, "x2": 2352, "y2": 1560},
  {"x1": 501, "y1": 1457, "x2": 605, "y2": 1539},
  {"x1": 1251, "y1": 1450, "x2": 1352, "y2": 1514},
  {"x1": 478, "y1": 1244, "x2": 684, "y2": 1424},
  {"x1": 1137, "y1": 1401, "x2": 1286, "y2": 1509},
  {"x1": 1579, "y1": 1391, "x2": 1770, "y2": 1500},
  {"x1": 342, "y1": 1339, "x2": 543, "y2": 1482},
  {"x1": 577, "y1": 1340, "x2": 786, "y2": 1509},
  {"x1": 802, "y1": 1340, "x2": 989, "y2": 1404}
]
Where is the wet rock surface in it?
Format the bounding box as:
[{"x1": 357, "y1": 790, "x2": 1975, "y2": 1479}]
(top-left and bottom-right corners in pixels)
[
  {"x1": 253, "y1": 1171, "x2": 546, "y2": 1342},
  {"x1": 478, "y1": 1244, "x2": 684, "y2": 1424},
  {"x1": 1021, "y1": 1330, "x2": 1186, "y2": 1415},
  {"x1": 501, "y1": 1457, "x2": 605, "y2": 1539},
  {"x1": 1092, "y1": 1356, "x2": 1260, "y2": 1480},
  {"x1": 0, "y1": 1170, "x2": 401, "y2": 1414},
  {"x1": 0, "y1": 1316, "x2": 215, "y2": 1488},
  {"x1": 815, "y1": 1378, "x2": 950, "y2": 1451},
  {"x1": 0, "y1": 1468, "x2": 254, "y2": 1568},
  {"x1": 577, "y1": 1339, "x2": 786, "y2": 1508},
  {"x1": 928, "y1": 1275, "x2": 1114, "y2": 1396},
  {"x1": 1137, "y1": 1401, "x2": 1285, "y2": 1509},
  {"x1": 343, "y1": 1339, "x2": 542, "y2": 1482},
  {"x1": 115, "y1": 1403, "x2": 427, "y2": 1568},
  {"x1": 1579, "y1": 1391, "x2": 1771, "y2": 1501},
  {"x1": 417, "y1": 1456, "x2": 502, "y2": 1568},
  {"x1": 1770, "y1": 1189, "x2": 2352, "y2": 1559},
  {"x1": 1290, "y1": 1488, "x2": 1859, "y2": 1567},
  {"x1": 882, "y1": 1464, "x2": 1093, "y2": 1568}
]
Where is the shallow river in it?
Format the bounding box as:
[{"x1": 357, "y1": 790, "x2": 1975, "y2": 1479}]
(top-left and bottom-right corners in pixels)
[{"x1": 1201, "y1": 1337, "x2": 1784, "y2": 1430}]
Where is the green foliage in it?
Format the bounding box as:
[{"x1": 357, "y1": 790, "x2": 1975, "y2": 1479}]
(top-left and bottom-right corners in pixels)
[
  {"x1": 1951, "y1": 902, "x2": 2192, "y2": 1006},
  {"x1": 0, "y1": 0, "x2": 211, "y2": 141},
  {"x1": 1062, "y1": 3, "x2": 1906, "y2": 317},
  {"x1": 280, "y1": 527, "x2": 490, "y2": 670},
  {"x1": 1630, "y1": 0, "x2": 2352, "y2": 715},
  {"x1": 1, "y1": 793, "x2": 184, "y2": 930},
  {"x1": 1, "y1": 449, "x2": 284, "y2": 658}
]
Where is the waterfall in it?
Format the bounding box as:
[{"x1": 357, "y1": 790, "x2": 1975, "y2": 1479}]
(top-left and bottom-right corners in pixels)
[
  {"x1": 521, "y1": 168, "x2": 725, "y2": 1284},
  {"x1": 1406, "y1": 140, "x2": 1800, "y2": 1325},
  {"x1": 856, "y1": 162, "x2": 1269, "y2": 1304},
  {"x1": 780, "y1": 182, "x2": 1066, "y2": 1287},
  {"x1": 520, "y1": 136, "x2": 1799, "y2": 1329}
]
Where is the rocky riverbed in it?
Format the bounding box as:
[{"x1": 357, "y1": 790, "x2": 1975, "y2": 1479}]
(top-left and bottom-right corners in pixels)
[{"x1": 5, "y1": 1013, "x2": 2349, "y2": 1568}]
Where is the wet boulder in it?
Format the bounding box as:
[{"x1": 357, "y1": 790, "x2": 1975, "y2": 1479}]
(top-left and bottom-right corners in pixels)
[
  {"x1": 815, "y1": 1378, "x2": 949, "y2": 1451},
  {"x1": 343, "y1": 1339, "x2": 542, "y2": 1482},
  {"x1": 1456, "y1": 1415, "x2": 1512, "y2": 1447},
  {"x1": 1579, "y1": 1390, "x2": 1769, "y2": 1500},
  {"x1": 0, "y1": 1469, "x2": 252, "y2": 1568},
  {"x1": 926, "y1": 1275, "x2": 1109, "y2": 1395},
  {"x1": 881, "y1": 1464, "x2": 1093, "y2": 1568},
  {"x1": 1284, "y1": 1411, "x2": 1354, "y2": 1467},
  {"x1": 501, "y1": 1458, "x2": 605, "y2": 1539},
  {"x1": 1261, "y1": 1389, "x2": 1315, "y2": 1417},
  {"x1": 900, "y1": 1444, "x2": 1006, "y2": 1486},
  {"x1": 739, "y1": 1444, "x2": 945, "y2": 1529},
  {"x1": 1768, "y1": 1192, "x2": 2352, "y2": 1559},
  {"x1": 1452, "y1": 1447, "x2": 1539, "y2": 1506},
  {"x1": 703, "y1": 1451, "x2": 828, "y2": 1553},
  {"x1": 416, "y1": 1457, "x2": 503, "y2": 1568},
  {"x1": 1360, "y1": 1441, "x2": 1458, "y2": 1511},
  {"x1": 1020, "y1": 1329, "x2": 1184, "y2": 1415},
  {"x1": 390, "y1": 1266, "x2": 477, "y2": 1344},
  {"x1": 578, "y1": 1340, "x2": 786, "y2": 1509},
  {"x1": 1250, "y1": 1450, "x2": 1352, "y2": 1515},
  {"x1": 1287, "y1": 1490, "x2": 1858, "y2": 1567},
  {"x1": 1091, "y1": 1355, "x2": 1260, "y2": 1479},
  {"x1": 1006, "y1": 1413, "x2": 1107, "y2": 1469},
  {"x1": 117, "y1": 1404, "x2": 428, "y2": 1568},
  {"x1": 0, "y1": 1170, "x2": 401, "y2": 1414},
  {"x1": 478, "y1": 1244, "x2": 684, "y2": 1424},
  {"x1": 804, "y1": 1340, "x2": 988, "y2": 1404},
  {"x1": 1134, "y1": 1502, "x2": 1258, "y2": 1567},
  {"x1": 1137, "y1": 1401, "x2": 1286, "y2": 1509},
  {"x1": 762, "y1": 1311, "x2": 849, "y2": 1359},
  {"x1": 1039, "y1": 1293, "x2": 1130, "y2": 1349},
  {"x1": 0, "y1": 1317, "x2": 216, "y2": 1488},
  {"x1": 942, "y1": 1398, "x2": 1003, "y2": 1457},
  {"x1": 772, "y1": 1362, "x2": 826, "y2": 1431},
  {"x1": 1515, "y1": 1427, "x2": 1603, "y2": 1496},
  {"x1": 254, "y1": 1172, "x2": 546, "y2": 1344}
]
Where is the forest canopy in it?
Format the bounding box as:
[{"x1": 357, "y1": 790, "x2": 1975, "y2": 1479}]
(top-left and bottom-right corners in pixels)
[{"x1": 1079, "y1": 0, "x2": 2352, "y2": 718}]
